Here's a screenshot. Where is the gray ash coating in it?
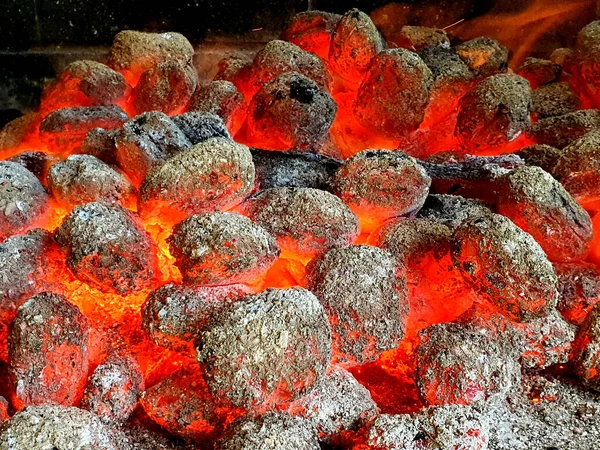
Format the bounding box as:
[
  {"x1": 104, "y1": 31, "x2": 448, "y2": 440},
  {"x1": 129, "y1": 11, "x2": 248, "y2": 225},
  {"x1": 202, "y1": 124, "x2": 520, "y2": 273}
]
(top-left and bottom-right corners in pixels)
[
  {"x1": 0, "y1": 405, "x2": 116, "y2": 450},
  {"x1": 418, "y1": 46, "x2": 473, "y2": 87},
  {"x1": 555, "y1": 262, "x2": 600, "y2": 325},
  {"x1": 138, "y1": 137, "x2": 254, "y2": 219},
  {"x1": 48, "y1": 154, "x2": 134, "y2": 208},
  {"x1": 516, "y1": 57, "x2": 561, "y2": 88},
  {"x1": 290, "y1": 366, "x2": 377, "y2": 442},
  {"x1": 515, "y1": 143, "x2": 563, "y2": 174},
  {"x1": 0, "y1": 161, "x2": 48, "y2": 240},
  {"x1": 455, "y1": 74, "x2": 532, "y2": 149},
  {"x1": 131, "y1": 60, "x2": 197, "y2": 116},
  {"x1": 242, "y1": 187, "x2": 359, "y2": 258},
  {"x1": 251, "y1": 148, "x2": 340, "y2": 191},
  {"x1": 573, "y1": 303, "x2": 600, "y2": 390},
  {"x1": 7, "y1": 151, "x2": 53, "y2": 186},
  {"x1": 188, "y1": 80, "x2": 246, "y2": 134},
  {"x1": 354, "y1": 49, "x2": 433, "y2": 139},
  {"x1": 454, "y1": 36, "x2": 509, "y2": 76},
  {"x1": 329, "y1": 9, "x2": 385, "y2": 81},
  {"x1": 54, "y1": 202, "x2": 157, "y2": 295},
  {"x1": 452, "y1": 213, "x2": 558, "y2": 322},
  {"x1": 532, "y1": 82, "x2": 580, "y2": 118},
  {"x1": 306, "y1": 244, "x2": 408, "y2": 367},
  {"x1": 142, "y1": 283, "x2": 250, "y2": 352},
  {"x1": 196, "y1": 287, "x2": 332, "y2": 408},
  {"x1": 9, "y1": 292, "x2": 89, "y2": 407},
  {"x1": 394, "y1": 26, "x2": 449, "y2": 51},
  {"x1": 78, "y1": 127, "x2": 119, "y2": 165},
  {"x1": 495, "y1": 165, "x2": 593, "y2": 263},
  {"x1": 416, "y1": 321, "x2": 521, "y2": 406},
  {"x1": 81, "y1": 352, "x2": 144, "y2": 426},
  {"x1": 218, "y1": 412, "x2": 320, "y2": 450},
  {"x1": 529, "y1": 109, "x2": 600, "y2": 148},
  {"x1": 247, "y1": 71, "x2": 337, "y2": 151},
  {"x1": 168, "y1": 212, "x2": 279, "y2": 286},
  {"x1": 171, "y1": 111, "x2": 231, "y2": 144},
  {"x1": 416, "y1": 194, "x2": 491, "y2": 229},
  {"x1": 113, "y1": 426, "x2": 178, "y2": 450},
  {"x1": 115, "y1": 111, "x2": 191, "y2": 186}
]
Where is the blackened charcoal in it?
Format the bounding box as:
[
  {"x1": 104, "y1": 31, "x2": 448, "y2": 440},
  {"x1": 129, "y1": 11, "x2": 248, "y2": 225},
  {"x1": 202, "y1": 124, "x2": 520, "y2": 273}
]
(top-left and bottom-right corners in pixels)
[
  {"x1": 246, "y1": 72, "x2": 336, "y2": 152},
  {"x1": 130, "y1": 61, "x2": 197, "y2": 116},
  {"x1": 515, "y1": 144, "x2": 563, "y2": 174},
  {"x1": 393, "y1": 26, "x2": 450, "y2": 51},
  {"x1": 455, "y1": 74, "x2": 532, "y2": 150},
  {"x1": 331, "y1": 150, "x2": 431, "y2": 232},
  {"x1": 452, "y1": 214, "x2": 558, "y2": 321},
  {"x1": 555, "y1": 262, "x2": 600, "y2": 325},
  {"x1": 40, "y1": 105, "x2": 128, "y2": 154},
  {"x1": 516, "y1": 57, "x2": 562, "y2": 89},
  {"x1": 0, "y1": 162, "x2": 48, "y2": 240},
  {"x1": 54, "y1": 202, "x2": 157, "y2": 295},
  {"x1": 40, "y1": 60, "x2": 131, "y2": 115},
  {"x1": 306, "y1": 245, "x2": 408, "y2": 367},
  {"x1": 496, "y1": 165, "x2": 593, "y2": 262},
  {"x1": 168, "y1": 212, "x2": 280, "y2": 286},
  {"x1": 242, "y1": 187, "x2": 359, "y2": 258},
  {"x1": 532, "y1": 82, "x2": 581, "y2": 118},
  {"x1": 138, "y1": 138, "x2": 254, "y2": 220},
  {"x1": 529, "y1": 109, "x2": 600, "y2": 148},
  {"x1": 573, "y1": 303, "x2": 600, "y2": 390},
  {"x1": 77, "y1": 127, "x2": 119, "y2": 165},
  {"x1": 251, "y1": 148, "x2": 340, "y2": 191},
  {"x1": 115, "y1": 111, "x2": 191, "y2": 186},
  {"x1": 289, "y1": 367, "x2": 377, "y2": 442},
  {"x1": 0, "y1": 405, "x2": 117, "y2": 450},
  {"x1": 9, "y1": 292, "x2": 89, "y2": 409},
  {"x1": 218, "y1": 412, "x2": 320, "y2": 450},
  {"x1": 171, "y1": 111, "x2": 231, "y2": 144},
  {"x1": 107, "y1": 31, "x2": 194, "y2": 86},
  {"x1": 454, "y1": 37, "x2": 509, "y2": 76},
  {"x1": 196, "y1": 288, "x2": 331, "y2": 408},
  {"x1": 354, "y1": 49, "x2": 433, "y2": 139},
  {"x1": 416, "y1": 194, "x2": 491, "y2": 229},
  {"x1": 7, "y1": 151, "x2": 53, "y2": 186},
  {"x1": 188, "y1": 80, "x2": 246, "y2": 135},
  {"x1": 418, "y1": 46, "x2": 473, "y2": 85},
  {"x1": 48, "y1": 154, "x2": 135, "y2": 209},
  {"x1": 416, "y1": 321, "x2": 520, "y2": 405},
  {"x1": 81, "y1": 352, "x2": 144, "y2": 426},
  {"x1": 329, "y1": 9, "x2": 385, "y2": 82},
  {"x1": 142, "y1": 283, "x2": 250, "y2": 352},
  {"x1": 281, "y1": 10, "x2": 341, "y2": 60},
  {"x1": 141, "y1": 366, "x2": 244, "y2": 441}
]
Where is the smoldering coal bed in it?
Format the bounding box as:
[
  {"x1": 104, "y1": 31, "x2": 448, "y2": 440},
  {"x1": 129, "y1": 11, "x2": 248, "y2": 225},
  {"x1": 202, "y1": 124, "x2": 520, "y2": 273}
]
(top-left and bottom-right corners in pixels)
[{"x1": 3, "y1": 3, "x2": 600, "y2": 450}]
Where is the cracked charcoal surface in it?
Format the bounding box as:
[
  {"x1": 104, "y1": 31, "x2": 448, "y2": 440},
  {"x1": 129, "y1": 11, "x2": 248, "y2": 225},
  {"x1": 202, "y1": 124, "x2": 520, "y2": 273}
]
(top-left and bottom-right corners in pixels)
[
  {"x1": 142, "y1": 283, "x2": 251, "y2": 352},
  {"x1": 416, "y1": 194, "x2": 492, "y2": 229},
  {"x1": 81, "y1": 352, "x2": 144, "y2": 426},
  {"x1": 289, "y1": 366, "x2": 377, "y2": 442},
  {"x1": 516, "y1": 57, "x2": 561, "y2": 89},
  {"x1": 107, "y1": 31, "x2": 194, "y2": 86},
  {"x1": 555, "y1": 262, "x2": 600, "y2": 325},
  {"x1": 138, "y1": 137, "x2": 254, "y2": 220},
  {"x1": 329, "y1": 9, "x2": 384, "y2": 82},
  {"x1": 515, "y1": 143, "x2": 563, "y2": 174},
  {"x1": 218, "y1": 412, "x2": 320, "y2": 450},
  {"x1": 452, "y1": 213, "x2": 558, "y2": 322},
  {"x1": 168, "y1": 212, "x2": 279, "y2": 285},
  {"x1": 0, "y1": 162, "x2": 48, "y2": 240},
  {"x1": 454, "y1": 36, "x2": 509, "y2": 76},
  {"x1": 115, "y1": 111, "x2": 191, "y2": 186},
  {"x1": 455, "y1": 74, "x2": 531, "y2": 150},
  {"x1": 307, "y1": 244, "x2": 408, "y2": 367},
  {"x1": 251, "y1": 148, "x2": 340, "y2": 191},
  {"x1": 54, "y1": 202, "x2": 157, "y2": 295},
  {"x1": 529, "y1": 109, "x2": 600, "y2": 148},
  {"x1": 354, "y1": 49, "x2": 433, "y2": 139},
  {"x1": 394, "y1": 26, "x2": 450, "y2": 51},
  {"x1": 131, "y1": 60, "x2": 197, "y2": 116},
  {"x1": 188, "y1": 81, "x2": 246, "y2": 135},
  {"x1": 281, "y1": 10, "x2": 341, "y2": 60},
  {"x1": 8, "y1": 292, "x2": 89, "y2": 409},
  {"x1": 496, "y1": 165, "x2": 593, "y2": 262},
  {"x1": 573, "y1": 304, "x2": 600, "y2": 390},
  {"x1": 196, "y1": 287, "x2": 331, "y2": 408},
  {"x1": 246, "y1": 72, "x2": 337, "y2": 152},
  {"x1": 332, "y1": 150, "x2": 431, "y2": 232},
  {"x1": 242, "y1": 187, "x2": 359, "y2": 258},
  {"x1": 48, "y1": 154, "x2": 135, "y2": 209},
  {"x1": 416, "y1": 321, "x2": 521, "y2": 406},
  {"x1": 171, "y1": 111, "x2": 231, "y2": 145},
  {"x1": 0, "y1": 405, "x2": 116, "y2": 450},
  {"x1": 77, "y1": 127, "x2": 119, "y2": 165},
  {"x1": 532, "y1": 82, "x2": 580, "y2": 118}
]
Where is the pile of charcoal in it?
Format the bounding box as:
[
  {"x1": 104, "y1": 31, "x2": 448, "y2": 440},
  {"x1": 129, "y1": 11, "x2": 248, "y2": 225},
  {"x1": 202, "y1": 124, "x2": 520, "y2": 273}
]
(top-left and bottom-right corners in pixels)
[{"x1": 4, "y1": 6, "x2": 600, "y2": 450}]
